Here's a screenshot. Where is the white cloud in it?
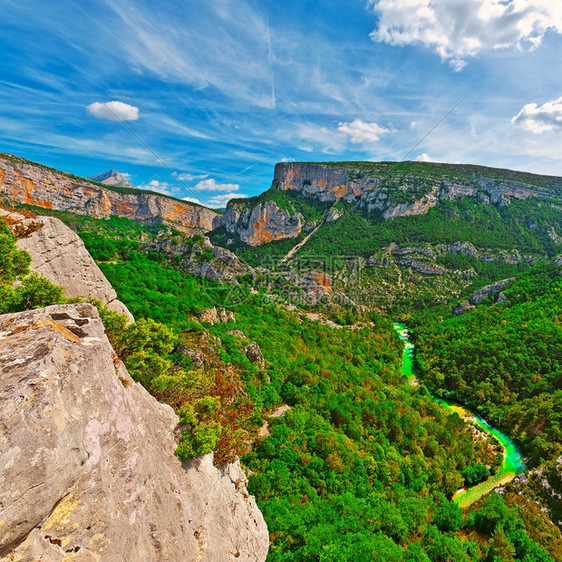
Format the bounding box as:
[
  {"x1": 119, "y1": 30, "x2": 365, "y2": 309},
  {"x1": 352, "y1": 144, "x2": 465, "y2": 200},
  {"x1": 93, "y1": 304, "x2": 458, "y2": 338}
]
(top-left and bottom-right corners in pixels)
[
  {"x1": 415, "y1": 153, "x2": 442, "y2": 162},
  {"x1": 86, "y1": 100, "x2": 139, "y2": 121},
  {"x1": 183, "y1": 196, "x2": 205, "y2": 205},
  {"x1": 512, "y1": 96, "x2": 562, "y2": 133},
  {"x1": 206, "y1": 193, "x2": 247, "y2": 208},
  {"x1": 280, "y1": 156, "x2": 296, "y2": 163},
  {"x1": 176, "y1": 172, "x2": 208, "y2": 182},
  {"x1": 193, "y1": 178, "x2": 240, "y2": 192},
  {"x1": 337, "y1": 119, "x2": 390, "y2": 143},
  {"x1": 369, "y1": 0, "x2": 562, "y2": 70}
]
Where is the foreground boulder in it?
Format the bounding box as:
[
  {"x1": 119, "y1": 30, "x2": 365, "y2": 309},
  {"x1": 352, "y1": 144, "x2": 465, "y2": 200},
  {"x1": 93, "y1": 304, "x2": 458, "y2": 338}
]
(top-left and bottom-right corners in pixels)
[{"x1": 0, "y1": 303, "x2": 268, "y2": 561}]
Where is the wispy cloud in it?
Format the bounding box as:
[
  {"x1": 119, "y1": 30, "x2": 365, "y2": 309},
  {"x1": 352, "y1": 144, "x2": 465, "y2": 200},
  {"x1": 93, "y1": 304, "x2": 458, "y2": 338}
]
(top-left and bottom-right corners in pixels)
[
  {"x1": 87, "y1": 101, "x2": 139, "y2": 121},
  {"x1": 138, "y1": 179, "x2": 179, "y2": 195},
  {"x1": 512, "y1": 96, "x2": 562, "y2": 133},
  {"x1": 369, "y1": 0, "x2": 562, "y2": 70}
]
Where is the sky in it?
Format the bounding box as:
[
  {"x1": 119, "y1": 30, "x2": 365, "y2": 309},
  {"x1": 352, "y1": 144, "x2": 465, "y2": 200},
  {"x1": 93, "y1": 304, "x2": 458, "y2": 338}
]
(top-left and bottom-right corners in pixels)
[{"x1": 2, "y1": 0, "x2": 562, "y2": 208}]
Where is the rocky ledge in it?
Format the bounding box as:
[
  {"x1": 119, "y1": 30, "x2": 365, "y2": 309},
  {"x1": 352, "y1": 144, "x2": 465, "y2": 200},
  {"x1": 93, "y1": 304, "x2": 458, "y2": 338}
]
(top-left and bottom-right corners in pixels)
[
  {"x1": 1, "y1": 209, "x2": 133, "y2": 322},
  {"x1": 0, "y1": 303, "x2": 269, "y2": 561}
]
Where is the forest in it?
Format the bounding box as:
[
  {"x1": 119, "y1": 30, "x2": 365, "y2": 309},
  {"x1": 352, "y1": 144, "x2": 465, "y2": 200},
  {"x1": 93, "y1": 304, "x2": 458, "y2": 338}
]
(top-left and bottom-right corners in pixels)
[{"x1": 1, "y1": 208, "x2": 560, "y2": 561}]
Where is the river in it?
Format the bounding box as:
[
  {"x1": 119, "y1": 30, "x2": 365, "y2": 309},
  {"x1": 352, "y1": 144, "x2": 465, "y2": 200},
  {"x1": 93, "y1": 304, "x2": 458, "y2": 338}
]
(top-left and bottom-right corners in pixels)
[{"x1": 393, "y1": 322, "x2": 526, "y2": 508}]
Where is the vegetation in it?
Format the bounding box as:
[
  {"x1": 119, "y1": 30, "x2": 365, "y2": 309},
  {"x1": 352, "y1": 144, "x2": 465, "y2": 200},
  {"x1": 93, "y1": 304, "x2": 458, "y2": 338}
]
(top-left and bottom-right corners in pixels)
[
  {"x1": 412, "y1": 261, "x2": 562, "y2": 465},
  {"x1": 60, "y1": 215, "x2": 558, "y2": 560},
  {"x1": 0, "y1": 217, "x2": 65, "y2": 313},
  {"x1": 2, "y1": 188, "x2": 560, "y2": 559}
]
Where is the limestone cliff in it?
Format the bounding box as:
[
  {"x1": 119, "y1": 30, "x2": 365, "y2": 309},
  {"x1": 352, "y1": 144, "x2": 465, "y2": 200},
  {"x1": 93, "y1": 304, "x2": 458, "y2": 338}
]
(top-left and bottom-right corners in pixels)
[
  {"x1": 1, "y1": 209, "x2": 133, "y2": 321},
  {"x1": 217, "y1": 161, "x2": 562, "y2": 247},
  {"x1": 0, "y1": 303, "x2": 269, "y2": 561},
  {"x1": 271, "y1": 162, "x2": 559, "y2": 212},
  {"x1": 0, "y1": 154, "x2": 219, "y2": 233},
  {"x1": 220, "y1": 199, "x2": 302, "y2": 246}
]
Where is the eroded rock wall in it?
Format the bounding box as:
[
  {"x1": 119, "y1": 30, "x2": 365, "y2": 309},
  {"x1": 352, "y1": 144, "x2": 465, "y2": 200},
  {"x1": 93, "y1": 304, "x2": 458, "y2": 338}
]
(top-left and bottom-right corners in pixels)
[
  {"x1": 0, "y1": 303, "x2": 269, "y2": 562},
  {"x1": 0, "y1": 154, "x2": 219, "y2": 233}
]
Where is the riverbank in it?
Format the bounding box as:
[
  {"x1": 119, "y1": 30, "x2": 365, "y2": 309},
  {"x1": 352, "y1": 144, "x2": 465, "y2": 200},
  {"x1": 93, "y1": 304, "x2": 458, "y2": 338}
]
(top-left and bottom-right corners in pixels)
[{"x1": 393, "y1": 322, "x2": 526, "y2": 508}]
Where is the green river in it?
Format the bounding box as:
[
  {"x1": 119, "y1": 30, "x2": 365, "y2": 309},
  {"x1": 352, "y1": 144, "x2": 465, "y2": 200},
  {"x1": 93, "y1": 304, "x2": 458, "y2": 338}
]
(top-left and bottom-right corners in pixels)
[{"x1": 393, "y1": 322, "x2": 526, "y2": 508}]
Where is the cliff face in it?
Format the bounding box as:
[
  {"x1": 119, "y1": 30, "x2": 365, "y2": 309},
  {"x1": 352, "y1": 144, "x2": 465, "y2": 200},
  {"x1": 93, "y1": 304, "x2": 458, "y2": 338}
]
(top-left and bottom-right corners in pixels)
[
  {"x1": 220, "y1": 200, "x2": 302, "y2": 246},
  {"x1": 0, "y1": 154, "x2": 219, "y2": 233},
  {"x1": 272, "y1": 162, "x2": 556, "y2": 213},
  {"x1": 218, "y1": 161, "x2": 562, "y2": 247},
  {"x1": 1, "y1": 208, "x2": 133, "y2": 321},
  {"x1": 0, "y1": 303, "x2": 269, "y2": 561}
]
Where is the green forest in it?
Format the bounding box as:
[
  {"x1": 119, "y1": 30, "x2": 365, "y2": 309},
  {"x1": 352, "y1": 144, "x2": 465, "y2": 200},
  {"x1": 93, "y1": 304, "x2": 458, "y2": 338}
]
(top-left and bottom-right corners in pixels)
[{"x1": 1, "y1": 203, "x2": 561, "y2": 560}]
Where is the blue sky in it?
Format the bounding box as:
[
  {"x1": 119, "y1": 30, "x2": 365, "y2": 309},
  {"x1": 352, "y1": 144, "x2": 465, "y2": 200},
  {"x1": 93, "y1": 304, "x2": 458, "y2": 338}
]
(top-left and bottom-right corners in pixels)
[{"x1": 2, "y1": 0, "x2": 562, "y2": 207}]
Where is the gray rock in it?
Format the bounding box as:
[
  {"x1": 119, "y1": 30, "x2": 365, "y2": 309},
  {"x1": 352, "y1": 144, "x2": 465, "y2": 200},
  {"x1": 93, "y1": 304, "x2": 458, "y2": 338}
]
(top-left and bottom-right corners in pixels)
[
  {"x1": 197, "y1": 307, "x2": 235, "y2": 325},
  {"x1": 470, "y1": 279, "x2": 512, "y2": 305},
  {"x1": 454, "y1": 300, "x2": 475, "y2": 316},
  {"x1": 228, "y1": 330, "x2": 247, "y2": 339},
  {"x1": 244, "y1": 342, "x2": 265, "y2": 369},
  {"x1": 89, "y1": 169, "x2": 135, "y2": 189},
  {"x1": 0, "y1": 304, "x2": 269, "y2": 561},
  {"x1": 10, "y1": 213, "x2": 134, "y2": 323}
]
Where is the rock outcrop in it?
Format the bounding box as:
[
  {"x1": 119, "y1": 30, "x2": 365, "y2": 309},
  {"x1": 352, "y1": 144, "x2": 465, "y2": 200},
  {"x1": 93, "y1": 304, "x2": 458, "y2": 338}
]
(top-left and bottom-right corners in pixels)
[
  {"x1": 220, "y1": 199, "x2": 302, "y2": 246},
  {"x1": 0, "y1": 153, "x2": 220, "y2": 233},
  {"x1": 243, "y1": 342, "x2": 265, "y2": 370},
  {"x1": 144, "y1": 235, "x2": 254, "y2": 283},
  {"x1": 197, "y1": 307, "x2": 236, "y2": 325},
  {"x1": 1, "y1": 209, "x2": 133, "y2": 322},
  {"x1": 0, "y1": 303, "x2": 269, "y2": 561}
]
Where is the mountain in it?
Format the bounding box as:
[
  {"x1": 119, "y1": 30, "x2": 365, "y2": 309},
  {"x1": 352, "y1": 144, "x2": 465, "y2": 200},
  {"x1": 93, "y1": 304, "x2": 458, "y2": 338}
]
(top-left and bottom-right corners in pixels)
[
  {"x1": 2, "y1": 174, "x2": 560, "y2": 560},
  {"x1": 0, "y1": 153, "x2": 220, "y2": 233},
  {"x1": 212, "y1": 161, "x2": 562, "y2": 312},
  {"x1": 89, "y1": 169, "x2": 136, "y2": 188}
]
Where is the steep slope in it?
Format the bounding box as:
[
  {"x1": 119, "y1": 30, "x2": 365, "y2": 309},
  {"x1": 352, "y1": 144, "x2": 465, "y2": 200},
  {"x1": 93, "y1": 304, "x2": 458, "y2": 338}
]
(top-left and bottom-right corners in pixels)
[
  {"x1": 411, "y1": 259, "x2": 562, "y2": 464},
  {"x1": 212, "y1": 161, "x2": 562, "y2": 312},
  {"x1": 0, "y1": 153, "x2": 220, "y2": 233},
  {"x1": 1, "y1": 208, "x2": 134, "y2": 321},
  {"x1": 217, "y1": 161, "x2": 562, "y2": 246},
  {"x1": 0, "y1": 303, "x2": 269, "y2": 561}
]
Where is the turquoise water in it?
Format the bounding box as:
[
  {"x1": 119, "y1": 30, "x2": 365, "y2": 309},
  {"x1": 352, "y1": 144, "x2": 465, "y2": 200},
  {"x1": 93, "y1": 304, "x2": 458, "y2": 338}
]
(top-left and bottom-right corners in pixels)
[{"x1": 393, "y1": 322, "x2": 526, "y2": 507}]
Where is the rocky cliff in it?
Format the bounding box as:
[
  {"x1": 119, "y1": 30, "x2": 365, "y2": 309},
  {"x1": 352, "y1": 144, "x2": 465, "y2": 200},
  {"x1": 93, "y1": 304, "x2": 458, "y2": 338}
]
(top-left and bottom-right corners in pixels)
[
  {"x1": 218, "y1": 161, "x2": 562, "y2": 246},
  {"x1": 0, "y1": 154, "x2": 220, "y2": 233},
  {"x1": 220, "y1": 199, "x2": 302, "y2": 246},
  {"x1": 1, "y1": 208, "x2": 134, "y2": 322},
  {"x1": 0, "y1": 303, "x2": 269, "y2": 561},
  {"x1": 272, "y1": 162, "x2": 559, "y2": 211}
]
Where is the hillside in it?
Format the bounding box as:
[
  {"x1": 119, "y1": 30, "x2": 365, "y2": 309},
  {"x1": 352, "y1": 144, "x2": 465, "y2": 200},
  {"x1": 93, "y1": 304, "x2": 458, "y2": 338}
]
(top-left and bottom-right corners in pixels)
[
  {"x1": 211, "y1": 161, "x2": 562, "y2": 313},
  {"x1": 0, "y1": 153, "x2": 220, "y2": 233},
  {"x1": 2, "y1": 156, "x2": 562, "y2": 560}
]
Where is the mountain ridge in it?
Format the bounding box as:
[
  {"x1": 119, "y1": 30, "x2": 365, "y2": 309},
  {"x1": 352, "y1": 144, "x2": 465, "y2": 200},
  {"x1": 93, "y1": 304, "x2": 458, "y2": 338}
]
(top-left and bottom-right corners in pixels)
[{"x1": 0, "y1": 153, "x2": 220, "y2": 233}]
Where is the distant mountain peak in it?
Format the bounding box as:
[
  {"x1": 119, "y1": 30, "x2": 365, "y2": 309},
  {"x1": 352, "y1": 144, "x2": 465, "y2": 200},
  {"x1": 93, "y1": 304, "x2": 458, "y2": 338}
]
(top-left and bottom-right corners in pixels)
[{"x1": 89, "y1": 169, "x2": 135, "y2": 188}]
